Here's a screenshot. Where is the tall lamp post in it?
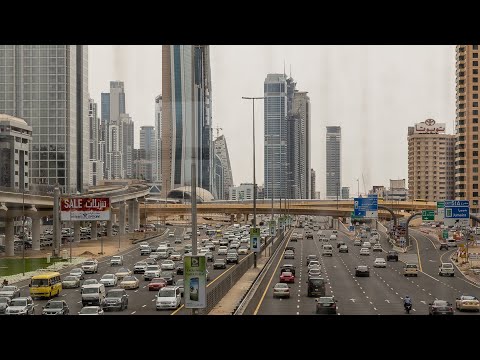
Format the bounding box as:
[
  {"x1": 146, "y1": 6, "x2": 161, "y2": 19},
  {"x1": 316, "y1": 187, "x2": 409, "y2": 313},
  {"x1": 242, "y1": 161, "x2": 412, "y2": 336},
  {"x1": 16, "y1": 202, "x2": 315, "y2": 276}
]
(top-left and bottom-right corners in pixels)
[
  {"x1": 242, "y1": 96, "x2": 264, "y2": 268},
  {"x1": 22, "y1": 190, "x2": 26, "y2": 276}
]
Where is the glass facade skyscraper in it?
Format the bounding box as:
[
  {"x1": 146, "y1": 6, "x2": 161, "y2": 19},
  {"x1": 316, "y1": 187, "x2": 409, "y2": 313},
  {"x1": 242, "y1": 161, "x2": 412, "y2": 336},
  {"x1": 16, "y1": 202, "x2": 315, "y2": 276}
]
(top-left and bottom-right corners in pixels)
[{"x1": 326, "y1": 126, "x2": 341, "y2": 199}]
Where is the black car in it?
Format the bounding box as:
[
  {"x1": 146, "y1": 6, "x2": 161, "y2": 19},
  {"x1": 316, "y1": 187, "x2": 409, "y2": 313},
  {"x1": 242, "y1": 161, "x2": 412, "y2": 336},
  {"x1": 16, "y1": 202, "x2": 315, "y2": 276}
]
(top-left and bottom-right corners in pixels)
[
  {"x1": 306, "y1": 254, "x2": 318, "y2": 266},
  {"x1": 102, "y1": 289, "x2": 128, "y2": 312},
  {"x1": 213, "y1": 258, "x2": 227, "y2": 269},
  {"x1": 280, "y1": 264, "x2": 296, "y2": 276},
  {"x1": 439, "y1": 241, "x2": 449, "y2": 250},
  {"x1": 316, "y1": 296, "x2": 337, "y2": 314},
  {"x1": 387, "y1": 250, "x2": 398, "y2": 261},
  {"x1": 176, "y1": 262, "x2": 184, "y2": 275},
  {"x1": 306, "y1": 277, "x2": 326, "y2": 297},
  {"x1": 226, "y1": 253, "x2": 239, "y2": 264},
  {"x1": 355, "y1": 265, "x2": 370, "y2": 277},
  {"x1": 306, "y1": 233, "x2": 314, "y2": 239},
  {"x1": 429, "y1": 300, "x2": 454, "y2": 315},
  {"x1": 336, "y1": 240, "x2": 345, "y2": 248},
  {"x1": 161, "y1": 271, "x2": 175, "y2": 285},
  {"x1": 291, "y1": 236, "x2": 297, "y2": 242},
  {"x1": 42, "y1": 300, "x2": 70, "y2": 315}
]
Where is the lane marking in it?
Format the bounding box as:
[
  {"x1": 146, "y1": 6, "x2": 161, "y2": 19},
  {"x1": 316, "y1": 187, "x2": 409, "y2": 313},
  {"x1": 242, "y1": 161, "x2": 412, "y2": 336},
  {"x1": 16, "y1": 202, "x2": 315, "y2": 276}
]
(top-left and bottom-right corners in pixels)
[
  {"x1": 142, "y1": 304, "x2": 146, "y2": 308},
  {"x1": 411, "y1": 235, "x2": 423, "y2": 272},
  {"x1": 421, "y1": 271, "x2": 439, "y2": 282},
  {"x1": 131, "y1": 311, "x2": 136, "y2": 314}
]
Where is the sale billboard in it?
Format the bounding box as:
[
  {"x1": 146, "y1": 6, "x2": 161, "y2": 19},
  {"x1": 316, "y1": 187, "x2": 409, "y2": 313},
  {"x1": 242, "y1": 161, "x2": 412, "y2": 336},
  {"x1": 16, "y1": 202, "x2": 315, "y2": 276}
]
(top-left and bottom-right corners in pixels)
[{"x1": 60, "y1": 197, "x2": 111, "y2": 221}]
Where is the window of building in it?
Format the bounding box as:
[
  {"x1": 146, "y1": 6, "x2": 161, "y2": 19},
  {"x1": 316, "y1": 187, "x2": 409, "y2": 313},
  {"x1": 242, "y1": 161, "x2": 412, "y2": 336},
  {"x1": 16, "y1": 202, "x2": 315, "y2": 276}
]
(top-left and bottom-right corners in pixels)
[
  {"x1": 474, "y1": 168, "x2": 479, "y2": 173},
  {"x1": 475, "y1": 61, "x2": 479, "y2": 66},
  {"x1": 475, "y1": 69, "x2": 479, "y2": 75},
  {"x1": 474, "y1": 184, "x2": 479, "y2": 189},
  {"x1": 475, "y1": 86, "x2": 479, "y2": 91},
  {"x1": 475, "y1": 102, "x2": 479, "y2": 108},
  {"x1": 475, "y1": 192, "x2": 479, "y2": 197},
  {"x1": 475, "y1": 127, "x2": 479, "y2": 132},
  {"x1": 475, "y1": 143, "x2": 479, "y2": 148},
  {"x1": 474, "y1": 151, "x2": 479, "y2": 156},
  {"x1": 475, "y1": 94, "x2": 479, "y2": 99},
  {"x1": 475, "y1": 135, "x2": 479, "y2": 140},
  {"x1": 475, "y1": 118, "x2": 479, "y2": 124},
  {"x1": 475, "y1": 53, "x2": 479, "y2": 59},
  {"x1": 475, "y1": 159, "x2": 479, "y2": 164},
  {"x1": 474, "y1": 45, "x2": 479, "y2": 50},
  {"x1": 475, "y1": 110, "x2": 479, "y2": 115}
]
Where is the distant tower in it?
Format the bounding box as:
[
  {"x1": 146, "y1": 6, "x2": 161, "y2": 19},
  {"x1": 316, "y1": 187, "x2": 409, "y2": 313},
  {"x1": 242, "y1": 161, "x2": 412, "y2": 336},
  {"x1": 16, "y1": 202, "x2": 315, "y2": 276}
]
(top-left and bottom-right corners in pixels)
[{"x1": 326, "y1": 126, "x2": 341, "y2": 199}]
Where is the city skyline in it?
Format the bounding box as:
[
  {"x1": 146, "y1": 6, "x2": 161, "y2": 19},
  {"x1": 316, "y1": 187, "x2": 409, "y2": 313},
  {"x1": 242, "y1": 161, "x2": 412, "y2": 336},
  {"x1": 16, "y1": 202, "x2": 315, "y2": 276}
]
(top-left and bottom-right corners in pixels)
[{"x1": 89, "y1": 45, "x2": 456, "y2": 197}]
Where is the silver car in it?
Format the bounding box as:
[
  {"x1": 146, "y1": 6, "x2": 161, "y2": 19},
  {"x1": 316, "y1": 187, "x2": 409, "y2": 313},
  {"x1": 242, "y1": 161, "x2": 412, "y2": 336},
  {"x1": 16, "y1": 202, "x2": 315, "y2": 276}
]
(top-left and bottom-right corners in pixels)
[
  {"x1": 161, "y1": 260, "x2": 176, "y2": 271},
  {"x1": 62, "y1": 276, "x2": 81, "y2": 289},
  {"x1": 273, "y1": 283, "x2": 290, "y2": 298},
  {"x1": 99, "y1": 274, "x2": 118, "y2": 287},
  {"x1": 5, "y1": 297, "x2": 35, "y2": 315},
  {"x1": 0, "y1": 286, "x2": 21, "y2": 299}
]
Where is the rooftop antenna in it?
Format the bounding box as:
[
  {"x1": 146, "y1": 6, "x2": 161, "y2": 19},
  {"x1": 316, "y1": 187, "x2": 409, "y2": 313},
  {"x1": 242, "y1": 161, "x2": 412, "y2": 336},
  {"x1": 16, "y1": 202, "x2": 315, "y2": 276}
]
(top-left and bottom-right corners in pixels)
[{"x1": 283, "y1": 60, "x2": 286, "y2": 78}]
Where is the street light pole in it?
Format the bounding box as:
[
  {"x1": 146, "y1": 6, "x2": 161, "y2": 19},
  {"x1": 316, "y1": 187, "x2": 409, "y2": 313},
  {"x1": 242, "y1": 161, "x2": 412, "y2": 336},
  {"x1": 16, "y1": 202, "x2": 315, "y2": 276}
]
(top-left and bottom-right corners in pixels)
[
  {"x1": 242, "y1": 96, "x2": 264, "y2": 268},
  {"x1": 22, "y1": 190, "x2": 25, "y2": 276},
  {"x1": 337, "y1": 181, "x2": 339, "y2": 210}
]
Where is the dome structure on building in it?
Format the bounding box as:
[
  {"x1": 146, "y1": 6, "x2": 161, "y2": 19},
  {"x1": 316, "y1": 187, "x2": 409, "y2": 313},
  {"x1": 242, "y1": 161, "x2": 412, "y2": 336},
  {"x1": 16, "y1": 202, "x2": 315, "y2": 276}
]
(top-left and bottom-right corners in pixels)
[{"x1": 167, "y1": 186, "x2": 214, "y2": 203}]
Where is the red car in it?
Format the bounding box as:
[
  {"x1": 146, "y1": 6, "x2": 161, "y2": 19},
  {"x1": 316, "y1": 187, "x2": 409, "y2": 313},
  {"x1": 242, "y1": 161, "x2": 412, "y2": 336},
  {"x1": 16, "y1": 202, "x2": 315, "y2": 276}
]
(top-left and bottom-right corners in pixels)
[
  {"x1": 148, "y1": 277, "x2": 167, "y2": 291},
  {"x1": 279, "y1": 271, "x2": 295, "y2": 283}
]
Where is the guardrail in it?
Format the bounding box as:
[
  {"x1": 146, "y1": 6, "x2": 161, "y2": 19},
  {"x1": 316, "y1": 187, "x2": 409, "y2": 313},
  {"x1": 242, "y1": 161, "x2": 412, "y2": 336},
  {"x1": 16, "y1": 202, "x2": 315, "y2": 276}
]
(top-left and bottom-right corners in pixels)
[{"x1": 200, "y1": 230, "x2": 286, "y2": 315}]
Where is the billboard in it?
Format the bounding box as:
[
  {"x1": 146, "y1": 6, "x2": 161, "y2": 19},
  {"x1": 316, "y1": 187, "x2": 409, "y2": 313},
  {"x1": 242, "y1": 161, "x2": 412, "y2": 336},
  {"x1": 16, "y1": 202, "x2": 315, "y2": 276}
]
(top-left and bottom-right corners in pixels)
[
  {"x1": 184, "y1": 255, "x2": 207, "y2": 309},
  {"x1": 413, "y1": 119, "x2": 446, "y2": 134},
  {"x1": 60, "y1": 197, "x2": 111, "y2": 221},
  {"x1": 250, "y1": 227, "x2": 261, "y2": 253}
]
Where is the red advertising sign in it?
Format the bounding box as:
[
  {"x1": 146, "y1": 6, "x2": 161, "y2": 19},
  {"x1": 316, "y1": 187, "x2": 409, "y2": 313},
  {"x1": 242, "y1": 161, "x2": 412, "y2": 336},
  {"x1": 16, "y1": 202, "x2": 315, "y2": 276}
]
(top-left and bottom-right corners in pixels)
[{"x1": 60, "y1": 197, "x2": 111, "y2": 221}]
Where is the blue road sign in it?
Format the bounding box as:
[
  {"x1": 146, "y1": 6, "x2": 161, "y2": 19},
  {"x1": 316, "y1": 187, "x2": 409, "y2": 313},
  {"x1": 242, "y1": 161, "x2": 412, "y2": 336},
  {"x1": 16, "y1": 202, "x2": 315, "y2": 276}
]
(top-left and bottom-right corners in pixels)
[
  {"x1": 349, "y1": 225, "x2": 354, "y2": 232},
  {"x1": 444, "y1": 199, "x2": 469, "y2": 227},
  {"x1": 354, "y1": 197, "x2": 378, "y2": 218}
]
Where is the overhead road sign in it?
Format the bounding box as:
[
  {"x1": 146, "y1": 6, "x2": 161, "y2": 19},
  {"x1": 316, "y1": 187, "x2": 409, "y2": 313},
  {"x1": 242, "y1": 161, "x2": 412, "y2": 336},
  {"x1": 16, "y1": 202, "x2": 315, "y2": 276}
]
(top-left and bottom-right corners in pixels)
[
  {"x1": 422, "y1": 210, "x2": 435, "y2": 221},
  {"x1": 444, "y1": 200, "x2": 470, "y2": 227},
  {"x1": 436, "y1": 201, "x2": 445, "y2": 221},
  {"x1": 354, "y1": 195, "x2": 378, "y2": 219}
]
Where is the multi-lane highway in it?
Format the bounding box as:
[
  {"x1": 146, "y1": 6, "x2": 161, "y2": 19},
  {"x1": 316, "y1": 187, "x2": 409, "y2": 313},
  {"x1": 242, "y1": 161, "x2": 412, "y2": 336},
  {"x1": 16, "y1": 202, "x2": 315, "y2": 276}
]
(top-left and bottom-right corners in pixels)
[
  {"x1": 245, "y1": 218, "x2": 480, "y2": 315},
  {"x1": 8, "y1": 223, "x2": 253, "y2": 315}
]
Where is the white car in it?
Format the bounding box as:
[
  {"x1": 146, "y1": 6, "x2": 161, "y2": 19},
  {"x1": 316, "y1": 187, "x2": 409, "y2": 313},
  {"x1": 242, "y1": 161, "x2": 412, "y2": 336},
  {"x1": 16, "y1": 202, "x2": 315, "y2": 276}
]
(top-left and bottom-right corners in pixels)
[
  {"x1": 329, "y1": 234, "x2": 337, "y2": 240},
  {"x1": 144, "y1": 265, "x2": 161, "y2": 280},
  {"x1": 99, "y1": 274, "x2": 118, "y2": 287},
  {"x1": 168, "y1": 232, "x2": 175, "y2": 237},
  {"x1": 360, "y1": 247, "x2": 370, "y2": 256},
  {"x1": 354, "y1": 239, "x2": 362, "y2": 246},
  {"x1": 218, "y1": 246, "x2": 228, "y2": 255},
  {"x1": 156, "y1": 286, "x2": 181, "y2": 310},
  {"x1": 308, "y1": 261, "x2": 321, "y2": 270},
  {"x1": 362, "y1": 242, "x2": 371, "y2": 249},
  {"x1": 161, "y1": 260, "x2": 176, "y2": 271},
  {"x1": 81, "y1": 261, "x2": 98, "y2": 274},
  {"x1": 372, "y1": 244, "x2": 382, "y2": 252},
  {"x1": 373, "y1": 258, "x2": 386, "y2": 268},
  {"x1": 70, "y1": 268, "x2": 85, "y2": 280},
  {"x1": 439, "y1": 262, "x2": 455, "y2": 277},
  {"x1": 110, "y1": 255, "x2": 124, "y2": 266},
  {"x1": 238, "y1": 246, "x2": 249, "y2": 255}
]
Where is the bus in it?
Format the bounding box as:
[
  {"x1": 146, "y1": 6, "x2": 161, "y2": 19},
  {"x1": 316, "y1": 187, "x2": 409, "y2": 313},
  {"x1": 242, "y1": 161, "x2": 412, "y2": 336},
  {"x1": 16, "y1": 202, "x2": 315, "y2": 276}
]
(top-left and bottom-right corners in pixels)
[{"x1": 29, "y1": 271, "x2": 62, "y2": 299}]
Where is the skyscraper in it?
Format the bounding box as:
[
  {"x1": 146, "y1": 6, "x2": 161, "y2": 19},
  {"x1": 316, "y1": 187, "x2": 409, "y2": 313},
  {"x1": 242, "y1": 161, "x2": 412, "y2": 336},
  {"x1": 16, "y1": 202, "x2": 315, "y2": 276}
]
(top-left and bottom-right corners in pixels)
[
  {"x1": 310, "y1": 168, "x2": 316, "y2": 200},
  {"x1": 155, "y1": 95, "x2": 162, "y2": 184},
  {"x1": 120, "y1": 113, "x2": 134, "y2": 178},
  {"x1": 88, "y1": 99, "x2": 103, "y2": 186},
  {"x1": 214, "y1": 135, "x2": 234, "y2": 200},
  {"x1": 140, "y1": 125, "x2": 155, "y2": 181},
  {"x1": 455, "y1": 45, "x2": 480, "y2": 213},
  {"x1": 161, "y1": 45, "x2": 212, "y2": 195},
  {"x1": 326, "y1": 126, "x2": 341, "y2": 199},
  {"x1": 264, "y1": 73, "x2": 288, "y2": 200},
  {"x1": 0, "y1": 45, "x2": 89, "y2": 193}
]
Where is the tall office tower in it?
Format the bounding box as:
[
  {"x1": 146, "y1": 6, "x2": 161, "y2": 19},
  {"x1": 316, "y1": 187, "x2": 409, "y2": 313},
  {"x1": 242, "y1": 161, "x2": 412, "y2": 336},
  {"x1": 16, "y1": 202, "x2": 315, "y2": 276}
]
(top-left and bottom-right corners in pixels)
[
  {"x1": 341, "y1": 187, "x2": 350, "y2": 199},
  {"x1": 140, "y1": 125, "x2": 156, "y2": 181},
  {"x1": 162, "y1": 45, "x2": 213, "y2": 195},
  {"x1": 0, "y1": 45, "x2": 89, "y2": 193},
  {"x1": 326, "y1": 126, "x2": 341, "y2": 199},
  {"x1": 213, "y1": 153, "x2": 224, "y2": 199},
  {"x1": 310, "y1": 168, "x2": 316, "y2": 200},
  {"x1": 0, "y1": 114, "x2": 32, "y2": 191},
  {"x1": 88, "y1": 99, "x2": 103, "y2": 186},
  {"x1": 100, "y1": 92, "x2": 110, "y2": 174},
  {"x1": 120, "y1": 113, "x2": 134, "y2": 178},
  {"x1": 264, "y1": 73, "x2": 288, "y2": 200},
  {"x1": 154, "y1": 95, "x2": 162, "y2": 184},
  {"x1": 408, "y1": 120, "x2": 455, "y2": 202},
  {"x1": 213, "y1": 134, "x2": 234, "y2": 200},
  {"x1": 455, "y1": 45, "x2": 480, "y2": 213}
]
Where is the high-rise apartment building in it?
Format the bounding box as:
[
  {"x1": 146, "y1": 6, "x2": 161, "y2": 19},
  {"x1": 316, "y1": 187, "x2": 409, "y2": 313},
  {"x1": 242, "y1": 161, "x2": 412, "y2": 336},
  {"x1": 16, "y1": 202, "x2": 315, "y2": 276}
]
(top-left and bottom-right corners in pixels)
[
  {"x1": 140, "y1": 125, "x2": 155, "y2": 181},
  {"x1": 88, "y1": 99, "x2": 103, "y2": 186},
  {"x1": 229, "y1": 183, "x2": 255, "y2": 201},
  {"x1": 408, "y1": 120, "x2": 455, "y2": 202},
  {"x1": 120, "y1": 113, "x2": 134, "y2": 178},
  {"x1": 310, "y1": 168, "x2": 316, "y2": 200},
  {"x1": 341, "y1": 186, "x2": 350, "y2": 199},
  {"x1": 213, "y1": 134, "x2": 234, "y2": 199},
  {"x1": 0, "y1": 45, "x2": 89, "y2": 193},
  {"x1": 264, "y1": 74, "x2": 288, "y2": 200},
  {"x1": 455, "y1": 45, "x2": 480, "y2": 213},
  {"x1": 326, "y1": 126, "x2": 341, "y2": 199}
]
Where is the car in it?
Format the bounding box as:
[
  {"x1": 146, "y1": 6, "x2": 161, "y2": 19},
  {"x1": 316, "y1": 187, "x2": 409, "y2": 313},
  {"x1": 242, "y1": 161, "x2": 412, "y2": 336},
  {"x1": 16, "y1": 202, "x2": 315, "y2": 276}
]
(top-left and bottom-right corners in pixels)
[
  {"x1": 81, "y1": 260, "x2": 98, "y2": 274},
  {"x1": 455, "y1": 295, "x2": 480, "y2": 312},
  {"x1": 174, "y1": 237, "x2": 182, "y2": 244},
  {"x1": 238, "y1": 246, "x2": 249, "y2": 255},
  {"x1": 355, "y1": 265, "x2": 370, "y2": 277},
  {"x1": 336, "y1": 240, "x2": 346, "y2": 248},
  {"x1": 156, "y1": 286, "x2": 181, "y2": 310},
  {"x1": 168, "y1": 232, "x2": 175, "y2": 237},
  {"x1": 161, "y1": 260, "x2": 176, "y2": 271},
  {"x1": 204, "y1": 251, "x2": 215, "y2": 262},
  {"x1": 279, "y1": 271, "x2": 295, "y2": 283},
  {"x1": 82, "y1": 278, "x2": 99, "y2": 288},
  {"x1": 308, "y1": 268, "x2": 322, "y2": 279},
  {"x1": 170, "y1": 252, "x2": 182, "y2": 261},
  {"x1": 140, "y1": 245, "x2": 152, "y2": 255},
  {"x1": 439, "y1": 241, "x2": 449, "y2": 250},
  {"x1": 79, "y1": 306, "x2": 104, "y2": 315},
  {"x1": 291, "y1": 235, "x2": 298, "y2": 242},
  {"x1": 149, "y1": 252, "x2": 162, "y2": 261},
  {"x1": 102, "y1": 289, "x2": 128, "y2": 312},
  {"x1": 148, "y1": 277, "x2": 168, "y2": 291},
  {"x1": 359, "y1": 247, "x2": 370, "y2": 256},
  {"x1": 446, "y1": 238, "x2": 457, "y2": 247},
  {"x1": 273, "y1": 283, "x2": 291, "y2": 298},
  {"x1": 316, "y1": 296, "x2": 337, "y2": 314},
  {"x1": 42, "y1": 300, "x2": 69, "y2": 315},
  {"x1": 438, "y1": 262, "x2": 455, "y2": 277},
  {"x1": 372, "y1": 244, "x2": 382, "y2": 252},
  {"x1": 218, "y1": 246, "x2": 228, "y2": 255},
  {"x1": 160, "y1": 271, "x2": 175, "y2": 285},
  {"x1": 144, "y1": 265, "x2": 161, "y2": 281},
  {"x1": 322, "y1": 244, "x2": 333, "y2": 256},
  {"x1": 373, "y1": 258, "x2": 387, "y2": 268},
  {"x1": 339, "y1": 244, "x2": 348, "y2": 253},
  {"x1": 308, "y1": 261, "x2": 321, "y2": 270},
  {"x1": 60, "y1": 275, "x2": 80, "y2": 289},
  {"x1": 226, "y1": 252, "x2": 239, "y2": 264},
  {"x1": 354, "y1": 239, "x2": 362, "y2": 246},
  {"x1": 119, "y1": 276, "x2": 140, "y2": 290},
  {"x1": 306, "y1": 254, "x2": 318, "y2": 265},
  {"x1": 307, "y1": 277, "x2": 326, "y2": 297},
  {"x1": 362, "y1": 241, "x2": 371, "y2": 249},
  {"x1": 284, "y1": 249, "x2": 295, "y2": 259},
  {"x1": 115, "y1": 267, "x2": 132, "y2": 280},
  {"x1": 280, "y1": 265, "x2": 296, "y2": 276},
  {"x1": 69, "y1": 268, "x2": 85, "y2": 280},
  {"x1": 0, "y1": 297, "x2": 11, "y2": 314},
  {"x1": 134, "y1": 261, "x2": 148, "y2": 274},
  {"x1": 5, "y1": 296, "x2": 35, "y2": 315},
  {"x1": 0, "y1": 285, "x2": 21, "y2": 299},
  {"x1": 329, "y1": 234, "x2": 337, "y2": 240},
  {"x1": 387, "y1": 250, "x2": 398, "y2": 261},
  {"x1": 403, "y1": 263, "x2": 419, "y2": 277},
  {"x1": 145, "y1": 257, "x2": 157, "y2": 266},
  {"x1": 176, "y1": 262, "x2": 184, "y2": 275},
  {"x1": 213, "y1": 258, "x2": 227, "y2": 269},
  {"x1": 110, "y1": 255, "x2": 124, "y2": 266},
  {"x1": 429, "y1": 300, "x2": 454, "y2": 315},
  {"x1": 99, "y1": 274, "x2": 118, "y2": 287},
  {"x1": 184, "y1": 245, "x2": 193, "y2": 253}
]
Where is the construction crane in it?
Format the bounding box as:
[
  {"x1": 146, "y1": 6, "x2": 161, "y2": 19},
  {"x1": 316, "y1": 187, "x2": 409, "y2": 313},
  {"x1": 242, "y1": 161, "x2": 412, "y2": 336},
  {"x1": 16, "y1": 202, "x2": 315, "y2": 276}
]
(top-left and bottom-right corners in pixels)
[
  {"x1": 214, "y1": 125, "x2": 223, "y2": 140},
  {"x1": 362, "y1": 173, "x2": 367, "y2": 196}
]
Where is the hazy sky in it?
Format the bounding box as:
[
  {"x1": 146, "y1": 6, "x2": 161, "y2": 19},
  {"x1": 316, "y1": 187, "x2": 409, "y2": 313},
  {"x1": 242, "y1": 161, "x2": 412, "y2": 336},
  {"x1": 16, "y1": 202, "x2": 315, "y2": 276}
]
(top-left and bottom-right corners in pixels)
[{"x1": 89, "y1": 45, "x2": 456, "y2": 198}]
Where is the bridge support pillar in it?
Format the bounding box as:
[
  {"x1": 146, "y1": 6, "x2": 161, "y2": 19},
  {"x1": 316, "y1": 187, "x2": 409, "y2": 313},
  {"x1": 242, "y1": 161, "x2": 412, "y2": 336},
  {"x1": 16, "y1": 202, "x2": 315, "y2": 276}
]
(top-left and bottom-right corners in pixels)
[
  {"x1": 236, "y1": 213, "x2": 241, "y2": 223},
  {"x1": 128, "y1": 200, "x2": 135, "y2": 231},
  {"x1": 73, "y1": 221, "x2": 81, "y2": 243},
  {"x1": 179, "y1": 215, "x2": 184, "y2": 221},
  {"x1": 91, "y1": 221, "x2": 98, "y2": 240},
  {"x1": 119, "y1": 202, "x2": 126, "y2": 236},
  {"x1": 32, "y1": 216, "x2": 41, "y2": 250},
  {"x1": 244, "y1": 214, "x2": 249, "y2": 224},
  {"x1": 133, "y1": 199, "x2": 140, "y2": 231},
  {"x1": 107, "y1": 220, "x2": 113, "y2": 237},
  {"x1": 5, "y1": 217, "x2": 14, "y2": 257},
  {"x1": 230, "y1": 214, "x2": 235, "y2": 224}
]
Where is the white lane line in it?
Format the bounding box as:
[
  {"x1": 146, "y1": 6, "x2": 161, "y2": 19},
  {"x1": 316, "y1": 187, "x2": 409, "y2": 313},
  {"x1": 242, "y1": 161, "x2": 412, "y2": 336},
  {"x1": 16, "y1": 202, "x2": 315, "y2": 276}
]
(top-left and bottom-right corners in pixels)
[
  {"x1": 428, "y1": 293, "x2": 432, "y2": 296},
  {"x1": 77, "y1": 301, "x2": 81, "y2": 304},
  {"x1": 151, "y1": 299, "x2": 155, "y2": 302},
  {"x1": 143, "y1": 286, "x2": 146, "y2": 288},
  {"x1": 142, "y1": 305, "x2": 146, "y2": 308},
  {"x1": 412, "y1": 309, "x2": 416, "y2": 312},
  {"x1": 298, "y1": 299, "x2": 300, "y2": 303},
  {"x1": 421, "y1": 272, "x2": 440, "y2": 282},
  {"x1": 369, "y1": 301, "x2": 373, "y2": 304},
  {"x1": 297, "y1": 305, "x2": 300, "y2": 309},
  {"x1": 296, "y1": 312, "x2": 300, "y2": 315},
  {"x1": 131, "y1": 311, "x2": 136, "y2": 314},
  {"x1": 374, "y1": 307, "x2": 377, "y2": 310},
  {"x1": 395, "y1": 292, "x2": 398, "y2": 295}
]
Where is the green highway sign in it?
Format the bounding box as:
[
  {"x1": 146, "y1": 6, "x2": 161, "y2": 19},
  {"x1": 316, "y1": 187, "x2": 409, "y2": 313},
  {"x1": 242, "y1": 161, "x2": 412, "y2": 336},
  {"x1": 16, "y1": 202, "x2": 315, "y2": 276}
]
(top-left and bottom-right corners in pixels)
[
  {"x1": 442, "y1": 230, "x2": 449, "y2": 239},
  {"x1": 422, "y1": 210, "x2": 435, "y2": 221},
  {"x1": 437, "y1": 201, "x2": 444, "y2": 208}
]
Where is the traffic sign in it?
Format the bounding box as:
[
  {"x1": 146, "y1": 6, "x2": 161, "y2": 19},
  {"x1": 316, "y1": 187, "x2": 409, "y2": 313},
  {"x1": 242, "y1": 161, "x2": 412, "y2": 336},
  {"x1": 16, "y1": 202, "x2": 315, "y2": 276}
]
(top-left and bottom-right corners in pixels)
[
  {"x1": 442, "y1": 230, "x2": 449, "y2": 239},
  {"x1": 250, "y1": 227, "x2": 261, "y2": 253},
  {"x1": 437, "y1": 201, "x2": 445, "y2": 221},
  {"x1": 422, "y1": 210, "x2": 435, "y2": 221},
  {"x1": 444, "y1": 200, "x2": 470, "y2": 227},
  {"x1": 400, "y1": 237, "x2": 406, "y2": 246},
  {"x1": 349, "y1": 225, "x2": 354, "y2": 232},
  {"x1": 354, "y1": 196, "x2": 378, "y2": 219},
  {"x1": 269, "y1": 221, "x2": 276, "y2": 236}
]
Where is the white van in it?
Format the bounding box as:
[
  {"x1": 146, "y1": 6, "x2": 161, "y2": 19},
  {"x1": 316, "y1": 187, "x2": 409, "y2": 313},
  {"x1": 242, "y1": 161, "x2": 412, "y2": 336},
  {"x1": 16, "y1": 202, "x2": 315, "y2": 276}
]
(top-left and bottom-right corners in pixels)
[
  {"x1": 322, "y1": 244, "x2": 333, "y2": 257},
  {"x1": 156, "y1": 286, "x2": 181, "y2": 310},
  {"x1": 81, "y1": 284, "x2": 106, "y2": 306}
]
